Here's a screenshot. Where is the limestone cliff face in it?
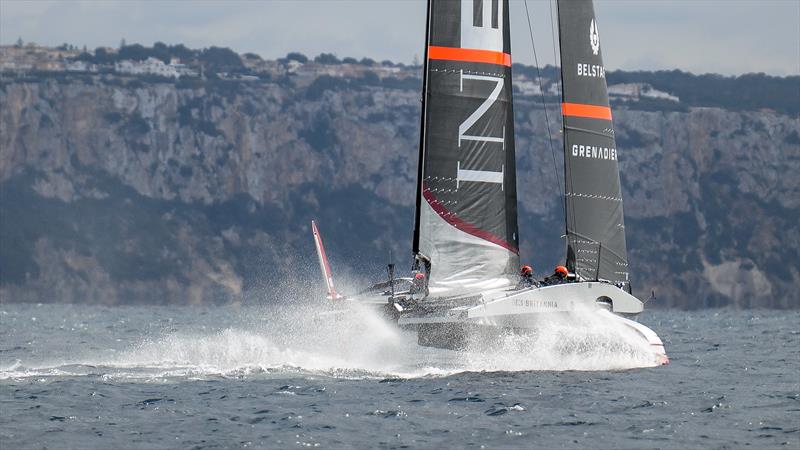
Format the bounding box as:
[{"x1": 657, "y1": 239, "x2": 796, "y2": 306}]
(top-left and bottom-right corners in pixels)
[{"x1": 1, "y1": 75, "x2": 798, "y2": 308}]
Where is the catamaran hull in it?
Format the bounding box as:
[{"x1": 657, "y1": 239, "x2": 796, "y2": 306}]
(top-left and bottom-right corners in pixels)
[{"x1": 398, "y1": 282, "x2": 668, "y2": 365}]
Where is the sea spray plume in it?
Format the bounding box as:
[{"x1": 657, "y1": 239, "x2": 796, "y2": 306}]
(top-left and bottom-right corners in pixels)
[
  {"x1": 114, "y1": 301, "x2": 426, "y2": 379},
  {"x1": 1, "y1": 269, "x2": 664, "y2": 380},
  {"x1": 112, "y1": 258, "x2": 421, "y2": 378},
  {"x1": 114, "y1": 299, "x2": 661, "y2": 378},
  {"x1": 462, "y1": 308, "x2": 659, "y2": 371},
  {"x1": 0, "y1": 306, "x2": 661, "y2": 380}
]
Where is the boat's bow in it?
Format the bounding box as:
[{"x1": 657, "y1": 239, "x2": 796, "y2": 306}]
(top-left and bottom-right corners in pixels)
[{"x1": 601, "y1": 309, "x2": 669, "y2": 366}]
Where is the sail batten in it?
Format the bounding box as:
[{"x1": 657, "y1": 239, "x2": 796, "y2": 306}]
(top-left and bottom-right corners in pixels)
[
  {"x1": 557, "y1": 0, "x2": 629, "y2": 287},
  {"x1": 415, "y1": 0, "x2": 519, "y2": 294}
]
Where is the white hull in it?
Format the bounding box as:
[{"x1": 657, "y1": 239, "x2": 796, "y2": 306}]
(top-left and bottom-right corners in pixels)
[{"x1": 395, "y1": 282, "x2": 668, "y2": 365}]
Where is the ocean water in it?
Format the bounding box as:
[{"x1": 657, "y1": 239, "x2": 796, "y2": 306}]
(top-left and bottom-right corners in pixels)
[{"x1": 0, "y1": 302, "x2": 797, "y2": 449}]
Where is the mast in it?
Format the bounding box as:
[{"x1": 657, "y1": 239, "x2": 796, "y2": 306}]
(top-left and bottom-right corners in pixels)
[
  {"x1": 413, "y1": 0, "x2": 520, "y2": 295},
  {"x1": 556, "y1": 0, "x2": 570, "y2": 242},
  {"x1": 412, "y1": 0, "x2": 434, "y2": 257},
  {"x1": 556, "y1": 0, "x2": 630, "y2": 288}
]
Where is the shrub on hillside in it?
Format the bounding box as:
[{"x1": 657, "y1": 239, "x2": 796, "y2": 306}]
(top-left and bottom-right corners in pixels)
[
  {"x1": 199, "y1": 47, "x2": 243, "y2": 72},
  {"x1": 314, "y1": 53, "x2": 341, "y2": 65},
  {"x1": 285, "y1": 52, "x2": 308, "y2": 64}
]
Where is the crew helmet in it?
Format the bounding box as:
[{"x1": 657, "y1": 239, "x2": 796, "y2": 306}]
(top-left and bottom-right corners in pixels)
[
  {"x1": 414, "y1": 272, "x2": 426, "y2": 280},
  {"x1": 520, "y1": 265, "x2": 533, "y2": 276},
  {"x1": 555, "y1": 265, "x2": 568, "y2": 276}
]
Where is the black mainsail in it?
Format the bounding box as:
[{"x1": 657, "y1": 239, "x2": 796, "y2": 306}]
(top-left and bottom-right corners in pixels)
[
  {"x1": 557, "y1": 0, "x2": 629, "y2": 288},
  {"x1": 413, "y1": 0, "x2": 519, "y2": 295}
]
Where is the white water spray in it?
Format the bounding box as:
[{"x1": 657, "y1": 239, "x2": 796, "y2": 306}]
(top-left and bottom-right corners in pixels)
[{"x1": 1, "y1": 297, "x2": 662, "y2": 380}]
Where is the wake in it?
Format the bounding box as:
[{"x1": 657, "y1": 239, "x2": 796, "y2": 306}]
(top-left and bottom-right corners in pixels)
[{"x1": 1, "y1": 300, "x2": 661, "y2": 381}]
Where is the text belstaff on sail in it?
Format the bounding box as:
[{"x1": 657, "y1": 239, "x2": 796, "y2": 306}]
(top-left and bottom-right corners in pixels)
[
  {"x1": 577, "y1": 63, "x2": 605, "y2": 78},
  {"x1": 572, "y1": 144, "x2": 617, "y2": 160}
]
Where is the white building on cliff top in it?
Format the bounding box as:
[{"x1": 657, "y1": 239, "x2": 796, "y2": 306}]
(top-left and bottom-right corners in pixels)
[
  {"x1": 608, "y1": 83, "x2": 679, "y2": 102},
  {"x1": 115, "y1": 57, "x2": 180, "y2": 78}
]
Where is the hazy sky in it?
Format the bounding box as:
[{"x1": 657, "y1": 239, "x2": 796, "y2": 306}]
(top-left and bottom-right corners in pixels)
[{"x1": 1, "y1": 0, "x2": 798, "y2": 76}]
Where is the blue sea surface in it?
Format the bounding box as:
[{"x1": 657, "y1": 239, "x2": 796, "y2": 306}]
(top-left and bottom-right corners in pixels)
[{"x1": 0, "y1": 303, "x2": 798, "y2": 449}]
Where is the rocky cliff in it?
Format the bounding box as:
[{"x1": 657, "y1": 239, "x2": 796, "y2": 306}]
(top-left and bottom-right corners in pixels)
[{"x1": 1, "y1": 72, "x2": 798, "y2": 308}]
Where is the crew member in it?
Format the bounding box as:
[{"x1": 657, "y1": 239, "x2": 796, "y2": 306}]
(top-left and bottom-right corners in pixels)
[
  {"x1": 410, "y1": 271, "x2": 427, "y2": 297},
  {"x1": 518, "y1": 265, "x2": 537, "y2": 288},
  {"x1": 542, "y1": 265, "x2": 569, "y2": 286}
]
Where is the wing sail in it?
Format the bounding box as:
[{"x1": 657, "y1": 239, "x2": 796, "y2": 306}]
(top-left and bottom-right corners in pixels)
[
  {"x1": 414, "y1": 0, "x2": 520, "y2": 295},
  {"x1": 557, "y1": 0, "x2": 629, "y2": 288}
]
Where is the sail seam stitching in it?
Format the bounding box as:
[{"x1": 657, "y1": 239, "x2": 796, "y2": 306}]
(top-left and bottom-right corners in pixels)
[
  {"x1": 429, "y1": 68, "x2": 506, "y2": 78},
  {"x1": 565, "y1": 192, "x2": 622, "y2": 201}
]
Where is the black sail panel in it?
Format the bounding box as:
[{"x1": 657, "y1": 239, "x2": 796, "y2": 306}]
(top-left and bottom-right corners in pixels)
[
  {"x1": 557, "y1": 0, "x2": 629, "y2": 287},
  {"x1": 414, "y1": 0, "x2": 519, "y2": 295}
]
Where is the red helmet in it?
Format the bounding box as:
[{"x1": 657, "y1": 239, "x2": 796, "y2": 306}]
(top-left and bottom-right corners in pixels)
[
  {"x1": 520, "y1": 265, "x2": 532, "y2": 275},
  {"x1": 555, "y1": 265, "x2": 568, "y2": 276},
  {"x1": 414, "y1": 272, "x2": 426, "y2": 280}
]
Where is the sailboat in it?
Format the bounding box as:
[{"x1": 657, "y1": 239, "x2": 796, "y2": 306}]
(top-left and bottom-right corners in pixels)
[{"x1": 311, "y1": 0, "x2": 668, "y2": 365}]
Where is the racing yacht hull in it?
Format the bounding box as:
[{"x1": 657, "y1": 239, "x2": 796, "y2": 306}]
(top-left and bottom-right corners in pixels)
[{"x1": 395, "y1": 283, "x2": 668, "y2": 365}]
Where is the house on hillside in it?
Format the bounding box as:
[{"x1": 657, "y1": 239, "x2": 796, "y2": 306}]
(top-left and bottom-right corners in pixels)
[
  {"x1": 168, "y1": 58, "x2": 198, "y2": 77},
  {"x1": 514, "y1": 78, "x2": 543, "y2": 96},
  {"x1": 115, "y1": 57, "x2": 181, "y2": 78},
  {"x1": 608, "y1": 83, "x2": 679, "y2": 102},
  {"x1": 66, "y1": 61, "x2": 93, "y2": 72}
]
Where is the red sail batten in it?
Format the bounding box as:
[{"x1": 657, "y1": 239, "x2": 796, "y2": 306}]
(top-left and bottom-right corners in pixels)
[{"x1": 428, "y1": 46, "x2": 512, "y2": 67}]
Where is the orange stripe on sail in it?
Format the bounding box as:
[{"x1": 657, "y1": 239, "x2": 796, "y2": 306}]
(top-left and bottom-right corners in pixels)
[
  {"x1": 561, "y1": 102, "x2": 613, "y2": 120},
  {"x1": 428, "y1": 46, "x2": 512, "y2": 67}
]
